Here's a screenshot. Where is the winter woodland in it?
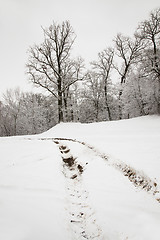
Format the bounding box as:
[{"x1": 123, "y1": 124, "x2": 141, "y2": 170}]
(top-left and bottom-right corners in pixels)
[{"x1": 0, "y1": 8, "x2": 160, "y2": 136}]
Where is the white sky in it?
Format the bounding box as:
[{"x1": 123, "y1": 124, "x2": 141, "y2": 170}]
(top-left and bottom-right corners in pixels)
[{"x1": 0, "y1": 0, "x2": 160, "y2": 95}]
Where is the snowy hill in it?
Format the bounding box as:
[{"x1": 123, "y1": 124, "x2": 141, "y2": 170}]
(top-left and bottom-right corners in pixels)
[
  {"x1": 40, "y1": 115, "x2": 160, "y2": 183},
  {"x1": 0, "y1": 116, "x2": 160, "y2": 239}
]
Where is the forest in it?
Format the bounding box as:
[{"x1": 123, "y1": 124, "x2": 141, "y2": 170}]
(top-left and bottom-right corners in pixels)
[{"x1": 0, "y1": 7, "x2": 160, "y2": 136}]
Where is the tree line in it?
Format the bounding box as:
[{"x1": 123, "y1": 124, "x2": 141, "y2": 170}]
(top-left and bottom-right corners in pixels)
[{"x1": 0, "y1": 8, "x2": 160, "y2": 136}]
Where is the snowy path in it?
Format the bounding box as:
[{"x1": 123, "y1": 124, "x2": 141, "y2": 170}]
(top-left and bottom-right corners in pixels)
[
  {"x1": 43, "y1": 137, "x2": 160, "y2": 203},
  {"x1": 54, "y1": 140, "x2": 104, "y2": 239}
]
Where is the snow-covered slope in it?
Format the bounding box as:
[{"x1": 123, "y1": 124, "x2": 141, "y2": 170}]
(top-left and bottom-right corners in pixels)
[
  {"x1": 40, "y1": 115, "x2": 160, "y2": 184},
  {"x1": 0, "y1": 116, "x2": 160, "y2": 239}
]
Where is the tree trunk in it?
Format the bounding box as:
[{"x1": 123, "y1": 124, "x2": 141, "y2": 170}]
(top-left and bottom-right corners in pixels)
[
  {"x1": 104, "y1": 83, "x2": 112, "y2": 121},
  {"x1": 105, "y1": 102, "x2": 112, "y2": 121},
  {"x1": 14, "y1": 116, "x2": 17, "y2": 136},
  {"x1": 95, "y1": 101, "x2": 99, "y2": 122},
  {"x1": 136, "y1": 78, "x2": 146, "y2": 116},
  {"x1": 70, "y1": 104, "x2": 74, "y2": 122},
  {"x1": 158, "y1": 79, "x2": 160, "y2": 114},
  {"x1": 151, "y1": 37, "x2": 160, "y2": 114},
  {"x1": 118, "y1": 89, "x2": 123, "y2": 120},
  {"x1": 58, "y1": 78, "x2": 63, "y2": 123},
  {"x1": 58, "y1": 96, "x2": 63, "y2": 123},
  {"x1": 157, "y1": 102, "x2": 160, "y2": 114},
  {"x1": 63, "y1": 97, "x2": 68, "y2": 122}
]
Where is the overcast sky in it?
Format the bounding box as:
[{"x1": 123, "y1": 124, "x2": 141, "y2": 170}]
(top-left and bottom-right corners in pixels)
[{"x1": 0, "y1": 0, "x2": 160, "y2": 96}]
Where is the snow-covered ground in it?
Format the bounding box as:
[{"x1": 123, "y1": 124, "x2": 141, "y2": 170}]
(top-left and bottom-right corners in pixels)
[{"x1": 0, "y1": 116, "x2": 160, "y2": 239}]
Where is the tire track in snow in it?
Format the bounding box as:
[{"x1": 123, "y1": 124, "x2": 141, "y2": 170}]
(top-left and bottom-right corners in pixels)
[
  {"x1": 54, "y1": 140, "x2": 104, "y2": 240},
  {"x1": 26, "y1": 136, "x2": 160, "y2": 202},
  {"x1": 51, "y1": 137, "x2": 160, "y2": 204}
]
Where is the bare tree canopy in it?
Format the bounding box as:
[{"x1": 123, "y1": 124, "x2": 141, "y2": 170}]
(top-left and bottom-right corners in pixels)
[
  {"x1": 91, "y1": 48, "x2": 114, "y2": 120},
  {"x1": 114, "y1": 34, "x2": 144, "y2": 84},
  {"x1": 26, "y1": 21, "x2": 84, "y2": 122},
  {"x1": 136, "y1": 8, "x2": 160, "y2": 113}
]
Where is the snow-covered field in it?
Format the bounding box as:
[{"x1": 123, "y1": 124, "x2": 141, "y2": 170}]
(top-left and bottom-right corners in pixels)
[{"x1": 0, "y1": 116, "x2": 160, "y2": 239}]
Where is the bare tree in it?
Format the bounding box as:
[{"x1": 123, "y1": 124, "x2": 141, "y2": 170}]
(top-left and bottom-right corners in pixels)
[
  {"x1": 91, "y1": 48, "x2": 114, "y2": 120},
  {"x1": 2, "y1": 88, "x2": 22, "y2": 135},
  {"x1": 82, "y1": 72, "x2": 104, "y2": 122},
  {"x1": 114, "y1": 33, "x2": 144, "y2": 119},
  {"x1": 136, "y1": 8, "x2": 160, "y2": 113},
  {"x1": 62, "y1": 57, "x2": 84, "y2": 121},
  {"x1": 26, "y1": 21, "x2": 83, "y2": 122},
  {"x1": 0, "y1": 89, "x2": 58, "y2": 136}
]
